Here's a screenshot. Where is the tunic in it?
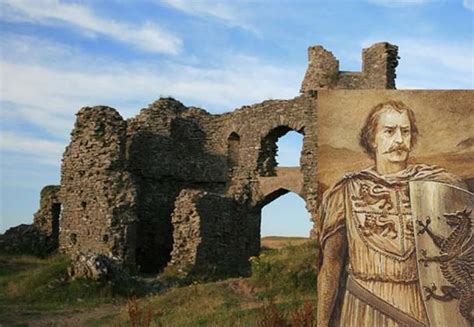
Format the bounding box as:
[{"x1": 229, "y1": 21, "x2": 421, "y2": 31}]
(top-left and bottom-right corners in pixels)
[{"x1": 318, "y1": 164, "x2": 464, "y2": 327}]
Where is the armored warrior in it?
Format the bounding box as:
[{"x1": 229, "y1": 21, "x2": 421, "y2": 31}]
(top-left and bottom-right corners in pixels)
[{"x1": 316, "y1": 100, "x2": 466, "y2": 327}]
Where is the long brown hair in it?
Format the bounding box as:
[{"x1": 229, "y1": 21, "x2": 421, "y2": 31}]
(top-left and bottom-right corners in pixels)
[{"x1": 359, "y1": 100, "x2": 419, "y2": 158}]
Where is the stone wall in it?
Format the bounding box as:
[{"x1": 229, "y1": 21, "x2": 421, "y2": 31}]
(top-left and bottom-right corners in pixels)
[
  {"x1": 33, "y1": 185, "x2": 61, "y2": 248},
  {"x1": 214, "y1": 95, "x2": 318, "y2": 256},
  {"x1": 0, "y1": 224, "x2": 53, "y2": 256},
  {"x1": 59, "y1": 106, "x2": 137, "y2": 269},
  {"x1": 300, "y1": 42, "x2": 398, "y2": 92},
  {"x1": 169, "y1": 189, "x2": 250, "y2": 276},
  {"x1": 0, "y1": 185, "x2": 61, "y2": 256},
  {"x1": 219, "y1": 96, "x2": 316, "y2": 201},
  {"x1": 126, "y1": 98, "x2": 228, "y2": 273},
  {"x1": 19, "y1": 42, "x2": 400, "y2": 277}
]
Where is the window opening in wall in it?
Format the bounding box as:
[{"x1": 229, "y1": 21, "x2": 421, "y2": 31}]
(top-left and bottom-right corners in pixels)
[
  {"x1": 70, "y1": 233, "x2": 77, "y2": 245},
  {"x1": 259, "y1": 128, "x2": 308, "y2": 249},
  {"x1": 275, "y1": 130, "x2": 303, "y2": 167},
  {"x1": 227, "y1": 132, "x2": 240, "y2": 173},
  {"x1": 258, "y1": 127, "x2": 303, "y2": 176}
]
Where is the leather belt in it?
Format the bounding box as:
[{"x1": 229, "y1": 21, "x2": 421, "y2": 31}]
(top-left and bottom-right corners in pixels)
[{"x1": 346, "y1": 275, "x2": 427, "y2": 327}]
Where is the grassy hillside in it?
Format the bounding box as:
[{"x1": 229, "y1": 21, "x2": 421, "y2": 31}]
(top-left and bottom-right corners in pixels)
[
  {"x1": 261, "y1": 236, "x2": 311, "y2": 249},
  {"x1": 0, "y1": 238, "x2": 318, "y2": 326}
]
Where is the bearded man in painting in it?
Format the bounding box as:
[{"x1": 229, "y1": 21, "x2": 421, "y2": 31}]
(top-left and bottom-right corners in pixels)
[{"x1": 316, "y1": 100, "x2": 465, "y2": 327}]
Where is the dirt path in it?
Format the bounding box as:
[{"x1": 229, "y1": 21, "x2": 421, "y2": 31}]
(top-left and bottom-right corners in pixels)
[{"x1": 0, "y1": 303, "x2": 124, "y2": 327}]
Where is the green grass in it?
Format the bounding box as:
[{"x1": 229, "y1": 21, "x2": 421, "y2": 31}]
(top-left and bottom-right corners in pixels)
[
  {"x1": 0, "y1": 253, "x2": 119, "y2": 310},
  {"x1": 130, "y1": 281, "x2": 260, "y2": 326},
  {"x1": 0, "y1": 239, "x2": 319, "y2": 326},
  {"x1": 106, "y1": 280, "x2": 266, "y2": 326},
  {"x1": 106, "y1": 240, "x2": 318, "y2": 326},
  {"x1": 249, "y1": 240, "x2": 317, "y2": 302}
]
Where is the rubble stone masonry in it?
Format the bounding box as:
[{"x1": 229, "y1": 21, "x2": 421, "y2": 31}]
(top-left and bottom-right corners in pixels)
[
  {"x1": 169, "y1": 189, "x2": 249, "y2": 275},
  {"x1": 59, "y1": 107, "x2": 137, "y2": 269},
  {"x1": 2, "y1": 43, "x2": 398, "y2": 277}
]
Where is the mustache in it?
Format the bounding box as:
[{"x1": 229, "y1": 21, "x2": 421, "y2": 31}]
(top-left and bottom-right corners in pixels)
[{"x1": 383, "y1": 144, "x2": 410, "y2": 154}]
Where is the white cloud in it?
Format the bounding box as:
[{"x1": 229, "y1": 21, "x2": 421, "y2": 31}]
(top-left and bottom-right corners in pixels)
[
  {"x1": 161, "y1": 0, "x2": 257, "y2": 33},
  {"x1": 1, "y1": 0, "x2": 182, "y2": 54},
  {"x1": 0, "y1": 34, "x2": 302, "y2": 139},
  {"x1": 0, "y1": 34, "x2": 76, "y2": 61},
  {"x1": 361, "y1": 38, "x2": 474, "y2": 89},
  {"x1": 2, "y1": 34, "x2": 471, "y2": 163},
  {"x1": 0, "y1": 34, "x2": 302, "y2": 232},
  {"x1": 0, "y1": 131, "x2": 65, "y2": 166},
  {"x1": 1, "y1": 56, "x2": 300, "y2": 115},
  {"x1": 463, "y1": 0, "x2": 474, "y2": 10}
]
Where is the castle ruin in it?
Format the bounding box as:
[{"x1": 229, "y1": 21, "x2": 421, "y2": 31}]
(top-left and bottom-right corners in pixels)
[{"x1": 5, "y1": 42, "x2": 399, "y2": 277}]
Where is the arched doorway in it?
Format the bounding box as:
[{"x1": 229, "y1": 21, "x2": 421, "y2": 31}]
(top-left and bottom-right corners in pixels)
[{"x1": 257, "y1": 126, "x2": 311, "y2": 250}]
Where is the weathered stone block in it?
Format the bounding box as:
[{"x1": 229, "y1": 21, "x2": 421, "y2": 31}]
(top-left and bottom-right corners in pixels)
[{"x1": 169, "y1": 189, "x2": 250, "y2": 276}]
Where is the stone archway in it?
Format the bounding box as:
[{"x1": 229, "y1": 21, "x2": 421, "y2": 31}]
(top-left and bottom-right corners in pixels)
[
  {"x1": 257, "y1": 187, "x2": 311, "y2": 251},
  {"x1": 257, "y1": 167, "x2": 304, "y2": 209},
  {"x1": 253, "y1": 122, "x2": 308, "y2": 253}
]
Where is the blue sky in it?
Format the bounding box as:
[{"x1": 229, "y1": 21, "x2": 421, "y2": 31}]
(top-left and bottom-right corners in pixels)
[{"x1": 0, "y1": 0, "x2": 473, "y2": 236}]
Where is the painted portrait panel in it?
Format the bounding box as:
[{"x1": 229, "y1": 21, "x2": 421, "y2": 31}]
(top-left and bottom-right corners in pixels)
[{"x1": 316, "y1": 89, "x2": 473, "y2": 327}]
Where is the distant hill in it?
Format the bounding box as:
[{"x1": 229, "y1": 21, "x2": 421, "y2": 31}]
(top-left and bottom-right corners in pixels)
[
  {"x1": 261, "y1": 236, "x2": 311, "y2": 249},
  {"x1": 456, "y1": 137, "x2": 474, "y2": 150}
]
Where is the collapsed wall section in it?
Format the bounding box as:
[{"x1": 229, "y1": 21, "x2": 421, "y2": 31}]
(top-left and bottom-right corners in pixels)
[
  {"x1": 220, "y1": 96, "x2": 315, "y2": 203},
  {"x1": 0, "y1": 185, "x2": 61, "y2": 256},
  {"x1": 59, "y1": 106, "x2": 137, "y2": 269},
  {"x1": 169, "y1": 189, "x2": 250, "y2": 276},
  {"x1": 33, "y1": 185, "x2": 62, "y2": 248},
  {"x1": 247, "y1": 97, "x2": 313, "y2": 199}
]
